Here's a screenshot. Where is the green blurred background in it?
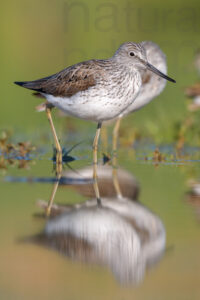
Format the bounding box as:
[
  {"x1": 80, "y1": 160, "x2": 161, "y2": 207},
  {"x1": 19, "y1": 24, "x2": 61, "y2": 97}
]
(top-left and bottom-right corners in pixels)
[
  {"x1": 1, "y1": 0, "x2": 200, "y2": 140},
  {"x1": 1, "y1": 1, "x2": 200, "y2": 299}
]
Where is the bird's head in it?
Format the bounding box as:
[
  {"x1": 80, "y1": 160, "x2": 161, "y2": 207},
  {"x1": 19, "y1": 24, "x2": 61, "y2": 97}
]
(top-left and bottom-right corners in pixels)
[{"x1": 114, "y1": 42, "x2": 176, "y2": 83}]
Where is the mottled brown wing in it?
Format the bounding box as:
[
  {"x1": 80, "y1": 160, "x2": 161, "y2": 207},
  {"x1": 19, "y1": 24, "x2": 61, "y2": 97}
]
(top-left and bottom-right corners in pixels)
[{"x1": 15, "y1": 60, "x2": 100, "y2": 98}]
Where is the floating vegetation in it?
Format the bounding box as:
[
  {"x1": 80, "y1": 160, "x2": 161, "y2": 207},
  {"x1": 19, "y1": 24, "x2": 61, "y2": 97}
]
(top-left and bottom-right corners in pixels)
[
  {"x1": 143, "y1": 147, "x2": 165, "y2": 167},
  {"x1": 0, "y1": 131, "x2": 36, "y2": 170},
  {"x1": 152, "y1": 148, "x2": 166, "y2": 164}
]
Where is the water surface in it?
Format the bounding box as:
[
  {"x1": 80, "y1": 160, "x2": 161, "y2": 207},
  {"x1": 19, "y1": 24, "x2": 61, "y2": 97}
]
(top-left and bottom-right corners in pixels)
[{"x1": 0, "y1": 135, "x2": 200, "y2": 300}]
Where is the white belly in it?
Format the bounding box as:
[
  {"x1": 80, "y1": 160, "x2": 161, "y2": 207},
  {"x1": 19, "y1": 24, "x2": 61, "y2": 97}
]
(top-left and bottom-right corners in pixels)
[{"x1": 45, "y1": 74, "x2": 142, "y2": 122}]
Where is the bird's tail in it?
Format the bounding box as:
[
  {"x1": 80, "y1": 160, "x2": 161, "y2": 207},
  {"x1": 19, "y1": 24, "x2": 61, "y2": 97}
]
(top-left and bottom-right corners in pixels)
[{"x1": 14, "y1": 80, "x2": 44, "y2": 92}]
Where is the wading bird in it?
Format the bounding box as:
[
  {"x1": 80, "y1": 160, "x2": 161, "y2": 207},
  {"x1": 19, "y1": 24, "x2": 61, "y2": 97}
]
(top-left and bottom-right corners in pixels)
[
  {"x1": 111, "y1": 41, "x2": 172, "y2": 197},
  {"x1": 15, "y1": 42, "x2": 175, "y2": 214}
]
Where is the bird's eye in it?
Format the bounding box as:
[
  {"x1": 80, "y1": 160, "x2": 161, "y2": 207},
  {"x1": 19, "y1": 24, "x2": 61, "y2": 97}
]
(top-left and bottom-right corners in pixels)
[{"x1": 129, "y1": 52, "x2": 135, "y2": 57}]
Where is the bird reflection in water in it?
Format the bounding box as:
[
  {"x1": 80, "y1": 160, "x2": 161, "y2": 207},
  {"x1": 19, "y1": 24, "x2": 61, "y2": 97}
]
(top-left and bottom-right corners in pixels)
[
  {"x1": 30, "y1": 165, "x2": 166, "y2": 286},
  {"x1": 60, "y1": 165, "x2": 140, "y2": 200}
]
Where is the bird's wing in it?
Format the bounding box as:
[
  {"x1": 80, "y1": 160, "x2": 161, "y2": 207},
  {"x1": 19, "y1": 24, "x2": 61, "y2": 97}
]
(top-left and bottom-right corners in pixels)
[{"x1": 15, "y1": 60, "x2": 104, "y2": 98}]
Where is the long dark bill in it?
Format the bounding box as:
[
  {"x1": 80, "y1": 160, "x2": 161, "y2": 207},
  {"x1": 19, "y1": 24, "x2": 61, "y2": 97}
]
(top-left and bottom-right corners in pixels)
[{"x1": 146, "y1": 62, "x2": 176, "y2": 83}]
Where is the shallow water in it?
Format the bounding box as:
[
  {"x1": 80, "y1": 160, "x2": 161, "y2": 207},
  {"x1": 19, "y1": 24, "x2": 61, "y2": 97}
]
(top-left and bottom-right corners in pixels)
[
  {"x1": 0, "y1": 134, "x2": 200, "y2": 300},
  {"x1": 1, "y1": 0, "x2": 200, "y2": 297}
]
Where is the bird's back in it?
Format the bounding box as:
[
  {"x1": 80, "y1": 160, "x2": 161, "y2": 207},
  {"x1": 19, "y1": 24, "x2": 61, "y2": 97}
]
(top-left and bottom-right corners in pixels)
[{"x1": 14, "y1": 59, "x2": 107, "y2": 98}]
